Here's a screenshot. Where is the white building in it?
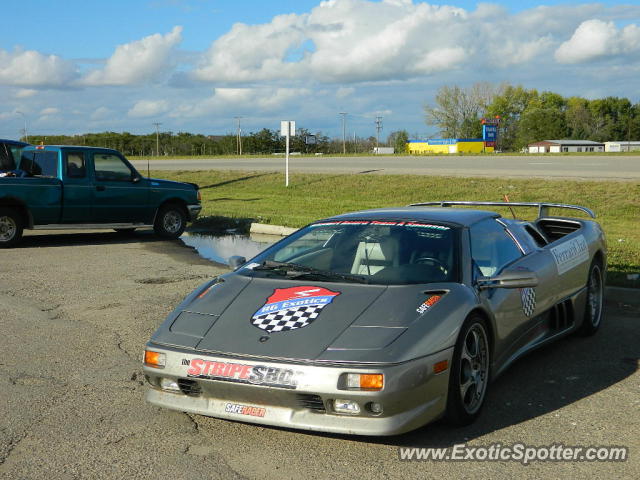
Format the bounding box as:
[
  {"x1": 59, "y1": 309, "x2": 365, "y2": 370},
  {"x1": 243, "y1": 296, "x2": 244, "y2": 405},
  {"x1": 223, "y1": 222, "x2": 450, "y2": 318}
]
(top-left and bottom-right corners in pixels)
[
  {"x1": 604, "y1": 141, "x2": 640, "y2": 152},
  {"x1": 528, "y1": 140, "x2": 605, "y2": 153}
]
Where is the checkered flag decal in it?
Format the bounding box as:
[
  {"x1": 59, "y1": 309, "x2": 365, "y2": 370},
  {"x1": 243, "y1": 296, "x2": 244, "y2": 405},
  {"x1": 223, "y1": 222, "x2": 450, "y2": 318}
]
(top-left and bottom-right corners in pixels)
[
  {"x1": 521, "y1": 288, "x2": 536, "y2": 317},
  {"x1": 251, "y1": 305, "x2": 324, "y2": 332}
]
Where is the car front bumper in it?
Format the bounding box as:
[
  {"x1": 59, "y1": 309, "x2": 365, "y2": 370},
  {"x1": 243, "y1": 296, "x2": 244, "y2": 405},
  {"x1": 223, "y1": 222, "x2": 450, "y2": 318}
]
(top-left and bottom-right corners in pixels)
[
  {"x1": 187, "y1": 204, "x2": 202, "y2": 221},
  {"x1": 143, "y1": 345, "x2": 454, "y2": 436}
]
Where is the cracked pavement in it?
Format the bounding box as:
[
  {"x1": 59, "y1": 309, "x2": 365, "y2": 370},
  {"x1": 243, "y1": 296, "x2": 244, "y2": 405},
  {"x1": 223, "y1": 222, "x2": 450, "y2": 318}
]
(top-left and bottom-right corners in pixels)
[{"x1": 0, "y1": 229, "x2": 638, "y2": 479}]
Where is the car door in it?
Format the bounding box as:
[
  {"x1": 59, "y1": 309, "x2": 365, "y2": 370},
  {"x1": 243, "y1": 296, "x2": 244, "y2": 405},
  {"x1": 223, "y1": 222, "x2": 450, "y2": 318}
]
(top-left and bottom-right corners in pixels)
[
  {"x1": 470, "y1": 218, "x2": 538, "y2": 364},
  {"x1": 60, "y1": 150, "x2": 92, "y2": 223},
  {"x1": 91, "y1": 152, "x2": 150, "y2": 223}
]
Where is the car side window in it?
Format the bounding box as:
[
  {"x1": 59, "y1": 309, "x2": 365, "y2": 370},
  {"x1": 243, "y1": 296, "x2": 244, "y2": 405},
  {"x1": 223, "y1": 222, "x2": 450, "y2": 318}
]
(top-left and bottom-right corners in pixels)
[
  {"x1": 93, "y1": 153, "x2": 133, "y2": 182},
  {"x1": 65, "y1": 152, "x2": 86, "y2": 178},
  {"x1": 470, "y1": 219, "x2": 523, "y2": 276},
  {"x1": 19, "y1": 151, "x2": 58, "y2": 177}
]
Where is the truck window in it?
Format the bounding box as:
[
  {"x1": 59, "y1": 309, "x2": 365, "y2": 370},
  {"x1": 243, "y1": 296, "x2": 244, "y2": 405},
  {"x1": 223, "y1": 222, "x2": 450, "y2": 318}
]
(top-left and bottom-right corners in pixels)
[
  {"x1": 65, "y1": 152, "x2": 86, "y2": 178},
  {"x1": 19, "y1": 151, "x2": 59, "y2": 177},
  {"x1": 94, "y1": 154, "x2": 133, "y2": 182}
]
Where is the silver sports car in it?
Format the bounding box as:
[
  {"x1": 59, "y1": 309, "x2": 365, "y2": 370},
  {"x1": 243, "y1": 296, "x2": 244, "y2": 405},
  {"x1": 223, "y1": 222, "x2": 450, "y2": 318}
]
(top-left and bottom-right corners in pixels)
[{"x1": 143, "y1": 201, "x2": 606, "y2": 436}]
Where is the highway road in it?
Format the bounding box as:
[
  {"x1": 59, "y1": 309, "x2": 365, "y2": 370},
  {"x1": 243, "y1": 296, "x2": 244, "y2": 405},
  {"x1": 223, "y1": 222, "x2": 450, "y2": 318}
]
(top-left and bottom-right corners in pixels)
[{"x1": 132, "y1": 155, "x2": 640, "y2": 180}]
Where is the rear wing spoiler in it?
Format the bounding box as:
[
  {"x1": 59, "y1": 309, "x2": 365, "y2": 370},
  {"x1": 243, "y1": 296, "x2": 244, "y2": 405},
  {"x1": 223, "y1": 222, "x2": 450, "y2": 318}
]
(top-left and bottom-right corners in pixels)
[{"x1": 407, "y1": 201, "x2": 595, "y2": 219}]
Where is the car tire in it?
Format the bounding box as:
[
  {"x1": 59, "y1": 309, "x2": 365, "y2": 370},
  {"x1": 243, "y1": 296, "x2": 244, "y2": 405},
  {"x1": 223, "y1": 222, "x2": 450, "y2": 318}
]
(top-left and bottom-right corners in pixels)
[
  {"x1": 154, "y1": 204, "x2": 186, "y2": 239},
  {"x1": 446, "y1": 314, "x2": 491, "y2": 426},
  {"x1": 577, "y1": 260, "x2": 604, "y2": 336},
  {"x1": 0, "y1": 207, "x2": 24, "y2": 248}
]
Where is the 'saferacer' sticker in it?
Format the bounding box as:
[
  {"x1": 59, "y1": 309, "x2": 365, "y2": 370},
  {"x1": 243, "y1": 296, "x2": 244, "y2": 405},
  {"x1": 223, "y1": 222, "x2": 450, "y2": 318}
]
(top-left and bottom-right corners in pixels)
[
  {"x1": 550, "y1": 234, "x2": 589, "y2": 275},
  {"x1": 185, "y1": 359, "x2": 301, "y2": 389},
  {"x1": 250, "y1": 286, "x2": 341, "y2": 333},
  {"x1": 225, "y1": 403, "x2": 266, "y2": 417}
]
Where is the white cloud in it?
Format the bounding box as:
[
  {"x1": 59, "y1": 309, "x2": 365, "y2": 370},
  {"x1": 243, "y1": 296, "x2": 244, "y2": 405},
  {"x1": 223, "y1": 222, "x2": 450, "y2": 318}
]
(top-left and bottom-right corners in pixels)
[
  {"x1": 82, "y1": 26, "x2": 183, "y2": 86},
  {"x1": 192, "y1": 0, "x2": 640, "y2": 84},
  {"x1": 90, "y1": 106, "x2": 113, "y2": 120},
  {"x1": 40, "y1": 107, "x2": 59, "y2": 115},
  {"x1": 128, "y1": 99, "x2": 170, "y2": 117},
  {"x1": 15, "y1": 89, "x2": 38, "y2": 98},
  {"x1": 0, "y1": 49, "x2": 78, "y2": 87},
  {"x1": 336, "y1": 87, "x2": 355, "y2": 98},
  {"x1": 555, "y1": 19, "x2": 640, "y2": 64}
]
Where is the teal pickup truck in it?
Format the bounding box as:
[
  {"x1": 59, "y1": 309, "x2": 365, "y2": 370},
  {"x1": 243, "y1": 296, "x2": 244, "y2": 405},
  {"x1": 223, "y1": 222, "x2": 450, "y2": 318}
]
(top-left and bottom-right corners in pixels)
[{"x1": 0, "y1": 145, "x2": 201, "y2": 247}]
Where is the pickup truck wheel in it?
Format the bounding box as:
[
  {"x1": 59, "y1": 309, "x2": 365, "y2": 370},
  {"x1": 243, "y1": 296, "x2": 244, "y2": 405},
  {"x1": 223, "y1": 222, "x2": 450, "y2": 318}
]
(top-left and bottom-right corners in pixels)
[
  {"x1": 154, "y1": 205, "x2": 186, "y2": 238},
  {"x1": 0, "y1": 207, "x2": 24, "y2": 248}
]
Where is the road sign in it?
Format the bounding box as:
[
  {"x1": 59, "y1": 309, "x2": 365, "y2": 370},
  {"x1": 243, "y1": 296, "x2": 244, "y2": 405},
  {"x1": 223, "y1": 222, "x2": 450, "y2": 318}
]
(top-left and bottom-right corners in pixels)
[{"x1": 280, "y1": 121, "x2": 296, "y2": 186}]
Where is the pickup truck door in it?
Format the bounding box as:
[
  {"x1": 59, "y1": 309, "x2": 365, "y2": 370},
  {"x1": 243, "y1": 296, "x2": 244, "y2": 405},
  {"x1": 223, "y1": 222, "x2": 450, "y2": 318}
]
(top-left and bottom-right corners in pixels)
[
  {"x1": 90, "y1": 152, "x2": 151, "y2": 223},
  {"x1": 61, "y1": 150, "x2": 92, "y2": 223}
]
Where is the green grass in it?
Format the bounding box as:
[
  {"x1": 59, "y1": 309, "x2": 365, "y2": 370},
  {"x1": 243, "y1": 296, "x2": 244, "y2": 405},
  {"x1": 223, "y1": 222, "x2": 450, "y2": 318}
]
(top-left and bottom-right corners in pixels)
[{"x1": 155, "y1": 170, "x2": 639, "y2": 287}]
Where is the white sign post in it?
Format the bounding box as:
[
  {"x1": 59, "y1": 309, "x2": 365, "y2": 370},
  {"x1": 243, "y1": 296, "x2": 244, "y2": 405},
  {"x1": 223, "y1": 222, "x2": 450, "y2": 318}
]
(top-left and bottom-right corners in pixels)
[{"x1": 280, "y1": 120, "x2": 295, "y2": 187}]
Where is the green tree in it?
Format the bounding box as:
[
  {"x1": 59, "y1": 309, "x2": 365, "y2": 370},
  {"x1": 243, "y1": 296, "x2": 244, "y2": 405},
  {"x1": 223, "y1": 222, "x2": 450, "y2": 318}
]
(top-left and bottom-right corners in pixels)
[{"x1": 515, "y1": 108, "x2": 568, "y2": 149}]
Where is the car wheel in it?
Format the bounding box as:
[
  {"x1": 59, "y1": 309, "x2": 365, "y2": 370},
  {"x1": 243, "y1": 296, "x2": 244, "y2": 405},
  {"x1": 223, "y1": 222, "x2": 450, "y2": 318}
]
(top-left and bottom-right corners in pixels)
[
  {"x1": 0, "y1": 207, "x2": 24, "y2": 248},
  {"x1": 446, "y1": 314, "x2": 490, "y2": 426},
  {"x1": 154, "y1": 204, "x2": 186, "y2": 239},
  {"x1": 578, "y1": 260, "x2": 604, "y2": 336}
]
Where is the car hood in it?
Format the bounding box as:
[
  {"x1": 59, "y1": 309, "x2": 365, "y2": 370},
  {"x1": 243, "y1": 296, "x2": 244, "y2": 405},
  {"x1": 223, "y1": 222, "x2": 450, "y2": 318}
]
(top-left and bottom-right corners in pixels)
[
  {"x1": 151, "y1": 273, "x2": 456, "y2": 362},
  {"x1": 148, "y1": 177, "x2": 195, "y2": 190}
]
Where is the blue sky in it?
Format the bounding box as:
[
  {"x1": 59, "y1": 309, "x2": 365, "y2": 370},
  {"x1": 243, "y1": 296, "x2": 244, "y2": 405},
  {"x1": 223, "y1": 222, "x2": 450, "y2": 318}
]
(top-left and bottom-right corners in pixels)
[{"x1": 1, "y1": 0, "x2": 639, "y2": 140}]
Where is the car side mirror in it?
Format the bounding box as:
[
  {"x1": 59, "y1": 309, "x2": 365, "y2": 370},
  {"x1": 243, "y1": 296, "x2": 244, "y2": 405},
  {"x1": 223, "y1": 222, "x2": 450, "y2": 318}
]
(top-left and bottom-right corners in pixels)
[
  {"x1": 477, "y1": 269, "x2": 539, "y2": 289},
  {"x1": 132, "y1": 174, "x2": 141, "y2": 183},
  {"x1": 228, "y1": 256, "x2": 247, "y2": 270}
]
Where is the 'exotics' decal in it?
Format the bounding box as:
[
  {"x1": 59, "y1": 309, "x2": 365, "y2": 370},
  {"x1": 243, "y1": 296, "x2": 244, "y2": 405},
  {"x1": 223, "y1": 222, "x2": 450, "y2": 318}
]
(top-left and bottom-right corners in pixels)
[
  {"x1": 309, "y1": 221, "x2": 450, "y2": 230},
  {"x1": 416, "y1": 295, "x2": 442, "y2": 314},
  {"x1": 250, "y1": 286, "x2": 340, "y2": 332}
]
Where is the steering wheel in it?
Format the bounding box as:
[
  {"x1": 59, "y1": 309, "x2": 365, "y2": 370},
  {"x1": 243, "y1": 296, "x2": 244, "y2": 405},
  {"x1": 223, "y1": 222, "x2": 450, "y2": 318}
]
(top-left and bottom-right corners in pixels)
[{"x1": 414, "y1": 256, "x2": 448, "y2": 274}]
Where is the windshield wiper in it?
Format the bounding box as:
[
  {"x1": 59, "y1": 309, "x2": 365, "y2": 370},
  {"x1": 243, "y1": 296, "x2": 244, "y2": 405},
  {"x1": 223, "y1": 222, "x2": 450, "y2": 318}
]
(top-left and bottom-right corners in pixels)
[{"x1": 253, "y1": 261, "x2": 369, "y2": 284}]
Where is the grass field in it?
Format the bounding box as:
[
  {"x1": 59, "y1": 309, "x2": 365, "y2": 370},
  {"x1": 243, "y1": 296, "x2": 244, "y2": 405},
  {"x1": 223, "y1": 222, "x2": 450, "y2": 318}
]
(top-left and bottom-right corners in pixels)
[{"x1": 156, "y1": 170, "x2": 639, "y2": 287}]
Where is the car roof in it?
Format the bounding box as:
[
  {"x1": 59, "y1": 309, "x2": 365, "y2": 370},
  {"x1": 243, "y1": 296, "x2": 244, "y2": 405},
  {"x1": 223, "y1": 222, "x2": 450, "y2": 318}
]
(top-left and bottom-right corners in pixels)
[
  {"x1": 323, "y1": 207, "x2": 499, "y2": 227},
  {"x1": 0, "y1": 139, "x2": 29, "y2": 147},
  {"x1": 22, "y1": 145, "x2": 118, "y2": 153}
]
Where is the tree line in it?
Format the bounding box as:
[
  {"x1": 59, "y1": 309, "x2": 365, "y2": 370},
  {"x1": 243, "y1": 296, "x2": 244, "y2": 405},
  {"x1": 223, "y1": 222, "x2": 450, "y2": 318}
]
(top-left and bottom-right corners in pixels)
[
  {"x1": 26, "y1": 128, "x2": 408, "y2": 157},
  {"x1": 424, "y1": 83, "x2": 640, "y2": 151}
]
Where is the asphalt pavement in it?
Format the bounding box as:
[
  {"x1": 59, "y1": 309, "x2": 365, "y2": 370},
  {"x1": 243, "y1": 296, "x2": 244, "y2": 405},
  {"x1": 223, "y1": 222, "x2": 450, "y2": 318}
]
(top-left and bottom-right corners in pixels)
[
  {"x1": 131, "y1": 155, "x2": 640, "y2": 180},
  {"x1": 0, "y1": 229, "x2": 638, "y2": 479}
]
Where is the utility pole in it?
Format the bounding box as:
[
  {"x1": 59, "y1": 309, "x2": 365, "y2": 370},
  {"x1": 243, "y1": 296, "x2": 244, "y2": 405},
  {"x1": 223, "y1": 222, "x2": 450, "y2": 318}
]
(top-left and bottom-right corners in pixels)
[
  {"x1": 375, "y1": 116, "x2": 383, "y2": 151},
  {"x1": 16, "y1": 111, "x2": 28, "y2": 143},
  {"x1": 339, "y1": 112, "x2": 347, "y2": 154},
  {"x1": 152, "y1": 122, "x2": 162, "y2": 156},
  {"x1": 234, "y1": 116, "x2": 243, "y2": 155}
]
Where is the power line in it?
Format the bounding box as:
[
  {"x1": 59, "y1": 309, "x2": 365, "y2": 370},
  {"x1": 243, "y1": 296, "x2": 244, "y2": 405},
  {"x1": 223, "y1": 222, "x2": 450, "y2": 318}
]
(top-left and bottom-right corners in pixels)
[
  {"x1": 234, "y1": 116, "x2": 243, "y2": 155},
  {"x1": 152, "y1": 122, "x2": 162, "y2": 156},
  {"x1": 375, "y1": 116, "x2": 383, "y2": 150},
  {"x1": 339, "y1": 112, "x2": 347, "y2": 154}
]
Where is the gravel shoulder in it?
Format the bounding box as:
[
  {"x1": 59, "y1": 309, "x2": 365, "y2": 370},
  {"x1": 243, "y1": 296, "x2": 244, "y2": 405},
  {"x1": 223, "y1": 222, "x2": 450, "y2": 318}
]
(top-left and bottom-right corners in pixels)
[{"x1": 0, "y1": 230, "x2": 638, "y2": 479}]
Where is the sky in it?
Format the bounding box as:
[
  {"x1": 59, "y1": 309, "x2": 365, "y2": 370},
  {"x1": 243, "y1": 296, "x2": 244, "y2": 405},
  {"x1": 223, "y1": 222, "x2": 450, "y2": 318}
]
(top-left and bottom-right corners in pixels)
[{"x1": 1, "y1": 0, "x2": 639, "y2": 140}]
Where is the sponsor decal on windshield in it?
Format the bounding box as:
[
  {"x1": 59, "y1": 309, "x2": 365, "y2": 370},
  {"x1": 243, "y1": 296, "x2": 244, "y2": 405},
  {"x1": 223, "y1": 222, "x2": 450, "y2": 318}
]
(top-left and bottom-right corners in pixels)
[
  {"x1": 250, "y1": 286, "x2": 341, "y2": 333},
  {"x1": 184, "y1": 358, "x2": 302, "y2": 389},
  {"x1": 310, "y1": 220, "x2": 450, "y2": 230},
  {"x1": 550, "y1": 235, "x2": 589, "y2": 275}
]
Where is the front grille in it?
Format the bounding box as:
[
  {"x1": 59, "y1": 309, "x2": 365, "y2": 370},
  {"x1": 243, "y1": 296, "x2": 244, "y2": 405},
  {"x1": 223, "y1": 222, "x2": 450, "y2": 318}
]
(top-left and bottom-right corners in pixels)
[
  {"x1": 296, "y1": 394, "x2": 326, "y2": 413},
  {"x1": 177, "y1": 378, "x2": 202, "y2": 397}
]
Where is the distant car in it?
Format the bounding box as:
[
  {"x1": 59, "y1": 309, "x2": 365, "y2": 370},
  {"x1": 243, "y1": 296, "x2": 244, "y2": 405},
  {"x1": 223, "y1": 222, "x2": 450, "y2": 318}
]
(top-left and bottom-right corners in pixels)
[{"x1": 143, "y1": 201, "x2": 606, "y2": 436}]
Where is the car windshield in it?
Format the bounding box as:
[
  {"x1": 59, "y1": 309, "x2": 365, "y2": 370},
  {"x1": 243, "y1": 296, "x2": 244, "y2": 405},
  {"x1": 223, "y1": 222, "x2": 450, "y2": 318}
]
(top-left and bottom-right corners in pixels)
[{"x1": 242, "y1": 220, "x2": 459, "y2": 285}]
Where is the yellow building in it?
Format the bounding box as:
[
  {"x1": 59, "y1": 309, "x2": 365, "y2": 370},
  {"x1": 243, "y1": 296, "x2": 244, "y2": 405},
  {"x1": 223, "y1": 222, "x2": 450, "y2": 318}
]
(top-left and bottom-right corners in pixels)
[{"x1": 407, "y1": 139, "x2": 494, "y2": 154}]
